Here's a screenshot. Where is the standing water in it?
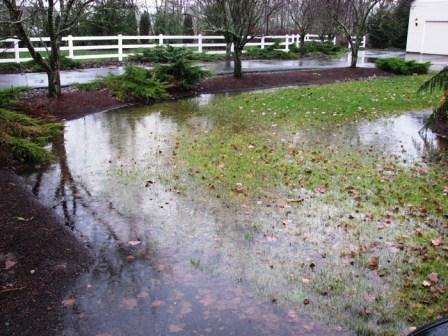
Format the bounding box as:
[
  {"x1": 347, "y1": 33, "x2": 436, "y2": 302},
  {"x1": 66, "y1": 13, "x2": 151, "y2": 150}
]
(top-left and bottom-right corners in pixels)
[{"x1": 22, "y1": 94, "x2": 446, "y2": 336}]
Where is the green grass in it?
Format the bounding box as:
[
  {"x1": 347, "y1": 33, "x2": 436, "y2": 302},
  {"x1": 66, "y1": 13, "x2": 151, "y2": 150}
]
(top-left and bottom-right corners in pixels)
[
  {"x1": 174, "y1": 75, "x2": 446, "y2": 332},
  {"x1": 177, "y1": 75, "x2": 444, "y2": 208},
  {"x1": 398, "y1": 231, "x2": 448, "y2": 326},
  {"x1": 182, "y1": 75, "x2": 436, "y2": 131}
]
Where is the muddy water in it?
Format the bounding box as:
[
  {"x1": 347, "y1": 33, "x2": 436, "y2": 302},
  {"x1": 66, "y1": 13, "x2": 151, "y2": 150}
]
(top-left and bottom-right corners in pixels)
[{"x1": 23, "y1": 95, "x2": 446, "y2": 336}]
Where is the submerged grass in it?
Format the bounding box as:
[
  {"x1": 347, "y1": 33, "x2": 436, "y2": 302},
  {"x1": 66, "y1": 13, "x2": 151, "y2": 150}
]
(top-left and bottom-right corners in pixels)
[
  {"x1": 187, "y1": 75, "x2": 436, "y2": 130},
  {"x1": 174, "y1": 75, "x2": 447, "y2": 334}
]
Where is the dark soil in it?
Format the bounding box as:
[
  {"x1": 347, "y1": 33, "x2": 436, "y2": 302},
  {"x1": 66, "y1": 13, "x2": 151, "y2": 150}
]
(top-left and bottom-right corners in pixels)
[
  {"x1": 0, "y1": 168, "x2": 92, "y2": 336},
  {"x1": 18, "y1": 88, "x2": 127, "y2": 121},
  {"x1": 201, "y1": 67, "x2": 391, "y2": 94},
  {"x1": 431, "y1": 120, "x2": 448, "y2": 138}
]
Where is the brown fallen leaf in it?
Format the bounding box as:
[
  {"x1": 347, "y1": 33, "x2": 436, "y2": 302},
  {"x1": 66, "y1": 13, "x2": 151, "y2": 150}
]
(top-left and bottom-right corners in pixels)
[
  {"x1": 16, "y1": 216, "x2": 34, "y2": 222},
  {"x1": 428, "y1": 272, "x2": 439, "y2": 283},
  {"x1": 431, "y1": 239, "x2": 441, "y2": 247},
  {"x1": 443, "y1": 186, "x2": 448, "y2": 195},
  {"x1": 314, "y1": 187, "x2": 327, "y2": 194},
  {"x1": 436, "y1": 284, "x2": 446, "y2": 294},
  {"x1": 4, "y1": 254, "x2": 17, "y2": 270},
  {"x1": 368, "y1": 256, "x2": 379, "y2": 271},
  {"x1": 151, "y1": 299, "x2": 165, "y2": 308},
  {"x1": 169, "y1": 324, "x2": 184, "y2": 333},
  {"x1": 62, "y1": 298, "x2": 76, "y2": 307},
  {"x1": 123, "y1": 298, "x2": 137, "y2": 309},
  {"x1": 422, "y1": 280, "x2": 431, "y2": 288},
  {"x1": 233, "y1": 183, "x2": 244, "y2": 194}
]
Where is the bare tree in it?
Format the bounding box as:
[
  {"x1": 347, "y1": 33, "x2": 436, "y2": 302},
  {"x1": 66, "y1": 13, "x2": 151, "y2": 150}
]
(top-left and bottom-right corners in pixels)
[
  {"x1": 2, "y1": 0, "x2": 95, "y2": 97},
  {"x1": 326, "y1": 0, "x2": 383, "y2": 68},
  {"x1": 314, "y1": 0, "x2": 337, "y2": 42},
  {"x1": 261, "y1": 0, "x2": 284, "y2": 35},
  {"x1": 287, "y1": 0, "x2": 315, "y2": 56},
  {"x1": 197, "y1": 0, "x2": 264, "y2": 78}
]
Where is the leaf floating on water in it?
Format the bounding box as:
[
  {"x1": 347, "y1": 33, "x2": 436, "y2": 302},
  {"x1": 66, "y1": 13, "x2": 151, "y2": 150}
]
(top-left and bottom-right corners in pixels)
[
  {"x1": 123, "y1": 298, "x2": 137, "y2": 309},
  {"x1": 62, "y1": 298, "x2": 76, "y2": 307},
  {"x1": 169, "y1": 324, "x2": 184, "y2": 333},
  {"x1": 151, "y1": 299, "x2": 165, "y2": 308}
]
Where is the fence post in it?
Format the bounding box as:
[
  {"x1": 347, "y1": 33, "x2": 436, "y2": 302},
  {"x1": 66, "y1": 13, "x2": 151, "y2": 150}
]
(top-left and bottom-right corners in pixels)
[
  {"x1": 159, "y1": 34, "x2": 164, "y2": 46},
  {"x1": 118, "y1": 34, "x2": 123, "y2": 61},
  {"x1": 362, "y1": 36, "x2": 366, "y2": 48},
  {"x1": 231, "y1": 42, "x2": 235, "y2": 53},
  {"x1": 285, "y1": 34, "x2": 289, "y2": 52},
  {"x1": 198, "y1": 34, "x2": 203, "y2": 53},
  {"x1": 67, "y1": 35, "x2": 74, "y2": 59},
  {"x1": 261, "y1": 36, "x2": 265, "y2": 49},
  {"x1": 14, "y1": 40, "x2": 20, "y2": 63},
  {"x1": 333, "y1": 36, "x2": 337, "y2": 46}
]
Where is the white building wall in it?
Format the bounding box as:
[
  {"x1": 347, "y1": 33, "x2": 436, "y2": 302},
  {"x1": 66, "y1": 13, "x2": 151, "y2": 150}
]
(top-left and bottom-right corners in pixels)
[{"x1": 406, "y1": 0, "x2": 448, "y2": 55}]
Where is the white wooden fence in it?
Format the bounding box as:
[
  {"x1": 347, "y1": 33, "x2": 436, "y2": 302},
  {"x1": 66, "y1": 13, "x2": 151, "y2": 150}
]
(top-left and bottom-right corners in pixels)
[{"x1": 0, "y1": 34, "x2": 366, "y2": 64}]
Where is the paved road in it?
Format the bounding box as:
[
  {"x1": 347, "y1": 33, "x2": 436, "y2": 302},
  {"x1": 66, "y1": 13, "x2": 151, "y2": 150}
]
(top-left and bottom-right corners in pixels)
[{"x1": 0, "y1": 50, "x2": 447, "y2": 89}]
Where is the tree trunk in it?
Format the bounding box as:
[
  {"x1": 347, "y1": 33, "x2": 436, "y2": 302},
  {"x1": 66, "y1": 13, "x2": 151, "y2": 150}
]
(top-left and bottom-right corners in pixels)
[
  {"x1": 225, "y1": 41, "x2": 232, "y2": 65},
  {"x1": 299, "y1": 34, "x2": 306, "y2": 57},
  {"x1": 47, "y1": 69, "x2": 61, "y2": 97},
  {"x1": 48, "y1": 38, "x2": 62, "y2": 97},
  {"x1": 233, "y1": 48, "x2": 242, "y2": 78},
  {"x1": 350, "y1": 45, "x2": 358, "y2": 68}
]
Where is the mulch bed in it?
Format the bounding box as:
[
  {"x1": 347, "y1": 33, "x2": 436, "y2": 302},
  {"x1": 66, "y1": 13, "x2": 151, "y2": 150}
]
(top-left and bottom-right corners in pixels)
[
  {"x1": 18, "y1": 88, "x2": 127, "y2": 121},
  {"x1": 0, "y1": 168, "x2": 92, "y2": 336},
  {"x1": 18, "y1": 67, "x2": 392, "y2": 121},
  {"x1": 201, "y1": 67, "x2": 391, "y2": 93}
]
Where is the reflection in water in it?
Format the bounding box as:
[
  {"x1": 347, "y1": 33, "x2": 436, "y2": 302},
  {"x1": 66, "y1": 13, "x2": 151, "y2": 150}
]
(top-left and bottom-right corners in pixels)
[
  {"x1": 292, "y1": 110, "x2": 446, "y2": 163},
  {"x1": 22, "y1": 95, "x2": 446, "y2": 336}
]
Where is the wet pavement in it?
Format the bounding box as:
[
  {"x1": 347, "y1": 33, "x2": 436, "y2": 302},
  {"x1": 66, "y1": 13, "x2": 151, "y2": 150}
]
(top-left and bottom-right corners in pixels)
[
  {"x1": 1, "y1": 50, "x2": 447, "y2": 89},
  {"x1": 20, "y1": 92, "x2": 447, "y2": 336}
]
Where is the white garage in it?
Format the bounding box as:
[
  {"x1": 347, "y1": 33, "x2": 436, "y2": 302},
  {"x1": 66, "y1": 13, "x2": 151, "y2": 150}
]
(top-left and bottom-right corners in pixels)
[{"x1": 406, "y1": 0, "x2": 448, "y2": 55}]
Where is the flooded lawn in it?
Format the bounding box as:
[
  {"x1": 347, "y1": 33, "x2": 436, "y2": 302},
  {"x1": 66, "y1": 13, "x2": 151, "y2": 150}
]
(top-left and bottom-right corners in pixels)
[{"x1": 22, "y1": 78, "x2": 447, "y2": 336}]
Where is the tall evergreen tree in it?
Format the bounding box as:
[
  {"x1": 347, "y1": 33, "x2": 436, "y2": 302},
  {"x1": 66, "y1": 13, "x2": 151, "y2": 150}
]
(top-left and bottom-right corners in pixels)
[
  {"x1": 139, "y1": 10, "x2": 152, "y2": 35},
  {"x1": 79, "y1": 0, "x2": 138, "y2": 36},
  {"x1": 367, "y1": 0, "x2": 412, "y2": 49},
  {"x1": 183, "y1": 13, "x2": 194, "y2": 35}
]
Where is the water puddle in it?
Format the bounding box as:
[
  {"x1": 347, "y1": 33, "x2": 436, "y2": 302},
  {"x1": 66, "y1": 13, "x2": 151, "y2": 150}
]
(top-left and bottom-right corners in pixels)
[
  {"x1": 292, "y1": 110, "x2": 447, "y2": 163},
  {"x1": 22, "y1": 94, "x2": 446, "y2": 335}
]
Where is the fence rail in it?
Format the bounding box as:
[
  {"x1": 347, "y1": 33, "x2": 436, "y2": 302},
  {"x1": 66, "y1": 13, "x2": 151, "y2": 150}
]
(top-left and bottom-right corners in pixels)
[{"x1": 0, "y1": 34, "x2": 366, "y2": 64}]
